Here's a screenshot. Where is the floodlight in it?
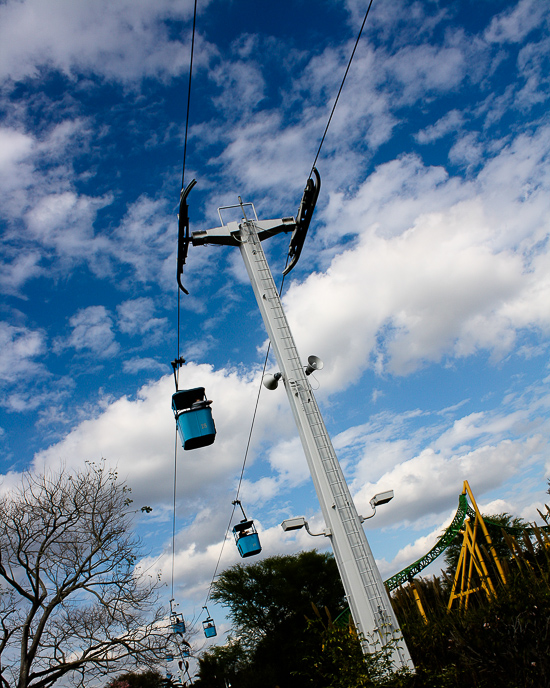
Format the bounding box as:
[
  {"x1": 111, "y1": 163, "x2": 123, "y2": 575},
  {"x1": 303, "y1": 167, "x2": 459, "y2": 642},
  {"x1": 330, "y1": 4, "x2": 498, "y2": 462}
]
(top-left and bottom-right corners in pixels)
[
  {"x1": 360, "y1": 490, "x2": 395, "y2": 522},
  {"x1": 281, "y1": 517, "x2": 330, "y2": 537},
  {"x1": 370, "y1": 490, "x2": 394, "y2": 509},
  {"x1": 281, "y1": 516, "x2": 307, "y2": 532}
]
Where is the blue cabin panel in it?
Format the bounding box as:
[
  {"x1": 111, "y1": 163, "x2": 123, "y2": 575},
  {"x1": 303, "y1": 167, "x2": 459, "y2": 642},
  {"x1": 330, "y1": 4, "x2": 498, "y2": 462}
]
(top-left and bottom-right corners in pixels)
[
  {"x1": 172, "y1": 620, "x2": 185, "y2": 634},
  {"x1": 176, "y1": 408, "x2": 216, "y2": 450},
  {"x1": 236, "y1": 533, "x2": 262, "y2": 558}
]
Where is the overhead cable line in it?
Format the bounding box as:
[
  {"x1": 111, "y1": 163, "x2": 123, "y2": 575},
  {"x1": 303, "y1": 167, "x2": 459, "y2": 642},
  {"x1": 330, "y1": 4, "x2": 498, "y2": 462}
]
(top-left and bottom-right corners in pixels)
[
  {"x1": 171, "y1": 0, "x2": 199, "y2": 605},
  {"x1": 171, "y1": 429, "x2": 178, "y2": 603},
  {"x1": 180, "y1": 0, "x2": 198, "y2": 192},
  {"x1": 201, "y1": 261, "x2": 289, "y2": 608},
  {"x1": 177, "y1": 0, "x2": 198, "y2": 369},
  {"x1": 310, "y1": 0, "x2": 375, "y2": 177}
]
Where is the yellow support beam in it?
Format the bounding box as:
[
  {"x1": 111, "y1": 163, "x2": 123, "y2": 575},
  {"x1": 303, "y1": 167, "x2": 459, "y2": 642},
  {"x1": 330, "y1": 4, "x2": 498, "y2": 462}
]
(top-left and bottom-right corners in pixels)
[{"x1": 448, "y1": 481, "x2": 507, "y2": 611}]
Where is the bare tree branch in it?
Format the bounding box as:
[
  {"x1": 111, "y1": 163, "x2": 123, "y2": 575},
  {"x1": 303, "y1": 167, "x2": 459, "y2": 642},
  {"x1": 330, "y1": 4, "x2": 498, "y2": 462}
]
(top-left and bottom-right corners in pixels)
[{"x1": 0, "y1": 463, "x2": 168, "y2": 688}]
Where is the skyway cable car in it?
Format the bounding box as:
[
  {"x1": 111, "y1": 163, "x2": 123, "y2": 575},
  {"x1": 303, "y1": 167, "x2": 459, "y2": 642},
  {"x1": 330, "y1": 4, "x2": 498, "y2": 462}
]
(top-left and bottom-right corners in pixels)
[
  {"x1": 171, "y1": 359, "x2": 216, "y2": 451},
  {"x1": 232, "y1": 500, "x2": 262, "y2": 558},
  {"x1": 202, "y1": 606, "x2": 217, "y2": 638}
]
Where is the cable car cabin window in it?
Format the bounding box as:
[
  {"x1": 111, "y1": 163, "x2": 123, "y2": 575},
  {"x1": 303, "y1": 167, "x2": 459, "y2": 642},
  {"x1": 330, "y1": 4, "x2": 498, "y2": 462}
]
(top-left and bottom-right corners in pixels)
[
  {"x1": 172, "y1": 388, "x2": 216, "y2": 450},
  {"x1": 233, "y1": 519, "x2": 262, "y2": 558},
  {"x1": 203, "y1": 618, "x2": 217, "y2": 638}
]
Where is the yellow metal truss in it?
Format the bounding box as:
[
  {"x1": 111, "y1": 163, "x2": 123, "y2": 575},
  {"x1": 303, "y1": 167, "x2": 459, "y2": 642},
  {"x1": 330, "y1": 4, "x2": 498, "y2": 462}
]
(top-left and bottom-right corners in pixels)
[{"x1": 447, "y1": 480, "x2": 507, "y2": 611}]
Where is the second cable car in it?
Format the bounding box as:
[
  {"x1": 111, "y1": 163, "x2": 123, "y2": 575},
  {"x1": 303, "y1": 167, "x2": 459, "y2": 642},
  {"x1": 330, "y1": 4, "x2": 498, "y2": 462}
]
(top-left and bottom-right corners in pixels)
[{"x1": 232, "y1": 500, "x2": 262, "y2": 558}]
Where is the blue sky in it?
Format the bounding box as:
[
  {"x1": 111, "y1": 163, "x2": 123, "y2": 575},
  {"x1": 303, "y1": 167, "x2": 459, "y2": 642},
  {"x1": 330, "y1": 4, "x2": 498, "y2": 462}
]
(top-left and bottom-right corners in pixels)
[{"x1": 1, "y1": 0, "x2": 550, "y2": 652}]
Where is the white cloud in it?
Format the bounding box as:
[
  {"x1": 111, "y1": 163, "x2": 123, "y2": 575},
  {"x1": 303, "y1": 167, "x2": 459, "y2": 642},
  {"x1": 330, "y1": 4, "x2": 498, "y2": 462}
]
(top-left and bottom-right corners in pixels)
[
  {"x1": 0, "y1": 322, "x2": 46, "y2": 384},
  {"x1": 485, "y1": 0, "x2": 547, "y2": 44},
  {"x1": 378, "y1": 519, "x2": 448, "y2": 578},
  {"x1": 122, "y1": 357, "x2": 166, "y2": 374},
  {"x1": 384, "y1": 44, "x2": 465, "y2": 104},
  {"x1": 0, "y1": 252, "x2": 43, "y2": 296},
  {"x1": 0, "y1": 127, "x2": 33, "y2": 171},
  {"x1": 353, "y1": 435, "x2": 546, "y2": 528},
  {"x1": 0, "y1": 0, "x2": 213, "y2": 82},
  {"x1": 117, "y1": 298, "x2": 168, "y2": 337},
  {"x1": 57, "y1": 305, "x2": 119, "y2": 358},
  {"x1": 25, "y1": 191, "x2": 112, "y2": 256},
  {"x1": 110, "y1": 195, "x2": 177, "y2": 290},
  {"x1": 415, "y1": 110, "x2": 464, "y2": 144},
  {"x1": 283, "y1": 125, "x2": 550, "y2": 385},
  {"x1": 210, "y1": 55, "x2": 266, "y2": 117},
  {"x1": 1, "y1": 120, "x2": 92, "y2": 217},
  {"x1": 31, "y1": 363, "x2": 288, "y2": 511}
]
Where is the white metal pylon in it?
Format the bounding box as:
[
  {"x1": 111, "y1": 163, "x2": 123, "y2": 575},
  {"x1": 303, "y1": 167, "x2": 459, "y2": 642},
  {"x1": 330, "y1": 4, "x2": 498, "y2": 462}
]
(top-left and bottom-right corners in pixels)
[{"x1": 192, "y1": 206, "x2": 414, "y2": 671}]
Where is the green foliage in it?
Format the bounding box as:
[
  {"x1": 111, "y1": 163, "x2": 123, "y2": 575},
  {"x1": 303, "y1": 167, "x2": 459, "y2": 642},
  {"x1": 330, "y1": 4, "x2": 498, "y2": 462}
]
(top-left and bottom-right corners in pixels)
[
  {"x1": 196, "y1": 550, "x2": 346, "y2": 688},
  {"x1": 294, "y1": 605, "x2": 413, "y2": 688},
  {"x1": 393, "y1": 570, "x2": 550, "y2": 688},
  {"x1": 195, "y1": 639, "x2": 248, "y2": 688},
  {"x1": 299, "y1": 555, "x2": 550, "y2": 688},
  {"x1": 105, "y1": 669, "x2": 164, "y2": 688},
  {"x1": 391, "y1": 520, "x2": 550, "y2": 688},
  {"x1": 210, "y1": 550, "x2": 346, "y2": 649}
]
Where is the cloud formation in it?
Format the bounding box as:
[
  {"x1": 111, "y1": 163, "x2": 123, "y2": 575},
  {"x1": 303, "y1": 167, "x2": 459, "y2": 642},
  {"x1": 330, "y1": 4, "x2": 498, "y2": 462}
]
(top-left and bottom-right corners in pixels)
[{"x1": 1, "y1": 0, "x2": 549, "y2": 623}]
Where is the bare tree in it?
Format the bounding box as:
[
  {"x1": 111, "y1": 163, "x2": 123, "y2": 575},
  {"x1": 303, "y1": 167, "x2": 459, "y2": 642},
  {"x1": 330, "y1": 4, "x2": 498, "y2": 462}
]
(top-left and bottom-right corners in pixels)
[{"x1": 0, "y1": 462, "x2": 167, "y2": 688}]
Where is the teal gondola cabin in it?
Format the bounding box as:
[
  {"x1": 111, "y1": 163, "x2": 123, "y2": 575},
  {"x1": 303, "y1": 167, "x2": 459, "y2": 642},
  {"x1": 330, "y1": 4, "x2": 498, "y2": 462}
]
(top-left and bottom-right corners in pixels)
[
  {"x1": 172, "y1": 387, "x2": 216, "y2": 450},
  {"x1": 233, "y1": 519, "x2": 262, "y2": 558},
  {"x1": 203, "y1": 617, "x2": 217, "y2": 638}
]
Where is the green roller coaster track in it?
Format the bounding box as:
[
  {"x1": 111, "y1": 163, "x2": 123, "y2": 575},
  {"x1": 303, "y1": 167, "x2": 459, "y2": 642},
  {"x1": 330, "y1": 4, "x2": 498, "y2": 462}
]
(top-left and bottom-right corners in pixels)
[
  {"x1": 384, "y1": 494, "x2": 550, "y2": 592},
  {"x1": 383, "y1": 493, "x2": 473, "y2": 592}
]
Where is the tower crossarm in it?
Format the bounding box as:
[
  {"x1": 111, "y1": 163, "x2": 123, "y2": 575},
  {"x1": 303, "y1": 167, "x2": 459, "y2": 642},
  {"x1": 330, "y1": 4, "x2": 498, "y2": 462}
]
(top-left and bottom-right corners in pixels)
[{"x1": 192, "y1": 217, "x2": 296, "y2": 247}]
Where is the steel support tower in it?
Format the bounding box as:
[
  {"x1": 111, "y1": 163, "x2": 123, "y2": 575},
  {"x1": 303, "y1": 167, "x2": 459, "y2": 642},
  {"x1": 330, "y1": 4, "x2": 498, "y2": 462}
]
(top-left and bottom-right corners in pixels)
[{"x1": 192, "y1": 208, "x2": 414, "y2": 670}]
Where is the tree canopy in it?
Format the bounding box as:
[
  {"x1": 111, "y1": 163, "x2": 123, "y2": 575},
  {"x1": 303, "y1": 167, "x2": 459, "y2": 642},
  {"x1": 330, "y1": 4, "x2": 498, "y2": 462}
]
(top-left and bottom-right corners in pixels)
[
  {"x1": 196, "y1": 550, "x2": 346, "y2": 687},
  {"x1": 0, "y1": 463, "x2": 166, "y2": 688},
  {"x1": 105, "y1": 669, "x2": 164, "y2": 688}
]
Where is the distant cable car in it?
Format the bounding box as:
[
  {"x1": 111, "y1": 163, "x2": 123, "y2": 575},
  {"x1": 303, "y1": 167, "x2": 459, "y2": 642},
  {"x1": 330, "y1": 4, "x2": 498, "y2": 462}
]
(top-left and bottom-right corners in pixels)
[
  {"x1": 172, "y1": 386, "x2": 216, "y2": 450},
  {"x1": 171, "y1": 613, "x2": 185, "y2": 635},
  {"x1": 202, "y1": 606, "x2": 217, "y2": 638},
  {"x1": 232, "y1": 500, "x2": 262, "y2": 558}
]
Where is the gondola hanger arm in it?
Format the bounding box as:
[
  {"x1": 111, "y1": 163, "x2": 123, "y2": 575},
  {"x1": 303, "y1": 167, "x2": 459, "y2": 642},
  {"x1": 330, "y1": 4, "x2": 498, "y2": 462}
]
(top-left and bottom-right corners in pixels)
[
  {"x1": 283, "y1": 167, "x2": 321, "y2": 276},
  {"x1": 177, "y1": 178, "x2": 197, "y2": 295}
]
